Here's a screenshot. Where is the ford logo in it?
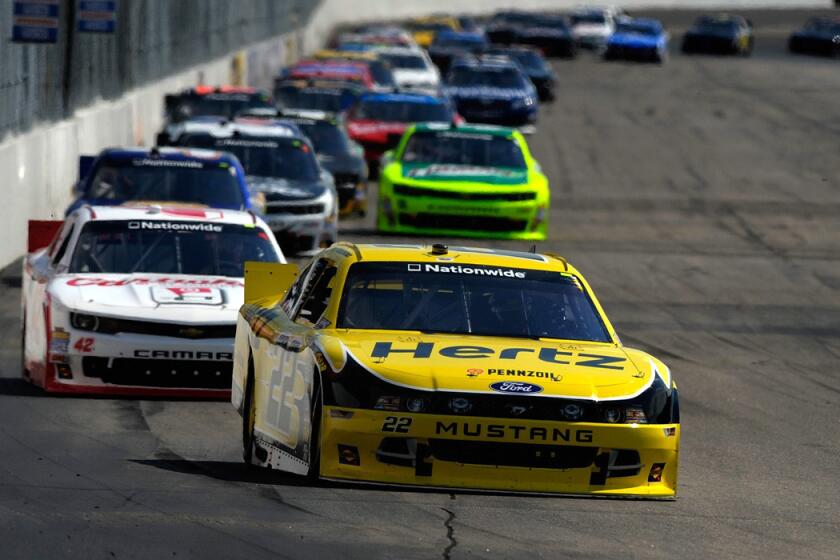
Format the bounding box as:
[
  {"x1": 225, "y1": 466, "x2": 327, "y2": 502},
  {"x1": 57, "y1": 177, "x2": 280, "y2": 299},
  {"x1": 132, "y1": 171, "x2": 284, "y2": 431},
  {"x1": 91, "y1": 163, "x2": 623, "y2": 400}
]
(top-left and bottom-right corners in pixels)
[{"x1": 490, "y1": 381, "x2": 543, "y2": 394}]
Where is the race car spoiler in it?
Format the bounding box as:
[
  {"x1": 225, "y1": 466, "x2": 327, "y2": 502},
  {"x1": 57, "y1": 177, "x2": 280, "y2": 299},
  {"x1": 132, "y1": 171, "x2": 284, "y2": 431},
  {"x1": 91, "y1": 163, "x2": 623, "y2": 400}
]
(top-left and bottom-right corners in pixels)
[{"x1": 243, "y1": 261, "x2": 299, "y2": 304}]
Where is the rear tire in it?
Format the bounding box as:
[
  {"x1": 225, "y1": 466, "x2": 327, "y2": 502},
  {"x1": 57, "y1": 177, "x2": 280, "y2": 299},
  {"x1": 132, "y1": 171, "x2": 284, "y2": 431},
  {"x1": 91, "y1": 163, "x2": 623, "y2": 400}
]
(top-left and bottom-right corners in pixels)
[
  {"x1": 241, "y1": 357, "x2": 257, "y2": 466},
  {"x1": 306, "y1": 372, "x2": 322, "y2": 480}
]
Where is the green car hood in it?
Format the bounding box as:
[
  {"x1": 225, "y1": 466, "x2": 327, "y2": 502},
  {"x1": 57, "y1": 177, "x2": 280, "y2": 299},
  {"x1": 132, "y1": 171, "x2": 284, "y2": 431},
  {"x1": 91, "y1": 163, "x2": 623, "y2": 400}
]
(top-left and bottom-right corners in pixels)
[{"x1": 400, "y1": 163, "x2": 529, "y2": 186}]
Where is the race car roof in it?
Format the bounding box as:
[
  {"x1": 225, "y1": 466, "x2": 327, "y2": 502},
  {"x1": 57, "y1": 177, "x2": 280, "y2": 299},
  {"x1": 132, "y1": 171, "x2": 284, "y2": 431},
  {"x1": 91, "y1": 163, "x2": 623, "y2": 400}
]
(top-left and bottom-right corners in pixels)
[
  {"x1": 335, "y1": 243, "x2": 574, "y2": 273},
  {"x1": 357, "y1": 92, "x2": 445, "y2": 105},
  {"x1": 96, "y1": 146, "x2": 235, "y2": 163},
  {"x1": 74, "y1": 205, "x2": 260, "y2": 227},
  {"x1": 434, "y1": 30, "x2": 486, "y2": 43},
  {"x1": 450, "y1": 55, "x2": 519, "y2": 70},
  {"x1": 169, "y1": 120, "x2": 304, "y2": 139}
]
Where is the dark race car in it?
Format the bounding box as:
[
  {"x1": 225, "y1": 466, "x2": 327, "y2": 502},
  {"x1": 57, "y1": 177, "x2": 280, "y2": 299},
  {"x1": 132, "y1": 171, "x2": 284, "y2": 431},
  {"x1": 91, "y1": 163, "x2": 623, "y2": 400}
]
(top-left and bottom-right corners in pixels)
[
  {"x1": 345, "y1": 92, "x2": 460, "y2": 176},
  {"x1": 485, "y1": 46, "x2": 557, "y2": 101},
  {"x1": 789, "y1": 17, "x2": 840, "y2": 58},
  {"x1": 514, "y1": 14, "x2": 577, "y2": 58},
  {"x1": 443, "y1": 55, "x2": 538, "y2": 126},
  {"x1": 485, "y1": 11, "x2": 536, "y2": 45},
  {"x1": 68, "y1": 147, "x2": 255, "y2": 215},
  {"x1": 274, "y1": 79, "x2": 362, "y2": 113},
  {"x1": 174, "y1": 121, "x2": 338, "y2": 256},
  {"x1": 682, "y1": 14, "x2": 754, "y2": 56},
  {"x1": 428, "y1": 30, "x2": 489, "y2": 75},
  {"x1": 279, "y1": 109, "x2": 369, "y2": 216},
  {"x1": 156, "y1": 86, "x2": 274, "y2": 145}
]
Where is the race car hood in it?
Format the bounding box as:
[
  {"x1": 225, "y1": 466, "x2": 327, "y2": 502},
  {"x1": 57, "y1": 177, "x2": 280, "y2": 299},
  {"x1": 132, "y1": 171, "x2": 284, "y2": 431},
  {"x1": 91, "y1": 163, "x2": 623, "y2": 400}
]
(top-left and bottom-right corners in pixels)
[
  {"x1": 392, "y1": 69, "x2": 439, "y2": 90},
  {"x1": 609, "y1": 33, "x2": 661, "y2": 48},
  {"x1": 347, "y1": 119, "x2": 412, "y2": 142},
  {"x1": 444, "y1": 86, "x2": 530, "y2": 101},
  {"x1": 245, "y1": 176, "x2": 327, "y2": 200},
  {"x1": 572, "y1": 23, "x2": 612, "y2": 38},
  {"x1": 49, "y1": 273, "x2": 243, "y2": 324},
  {"x1": 326, "y1": 331, "x2": 665, "y2": 401},
  {"x1": 317, "y1": 153, "x2": 366, "y2": 178},
  {"x1": 401, "y1": 163, "x2": 529, "y2": 186}
]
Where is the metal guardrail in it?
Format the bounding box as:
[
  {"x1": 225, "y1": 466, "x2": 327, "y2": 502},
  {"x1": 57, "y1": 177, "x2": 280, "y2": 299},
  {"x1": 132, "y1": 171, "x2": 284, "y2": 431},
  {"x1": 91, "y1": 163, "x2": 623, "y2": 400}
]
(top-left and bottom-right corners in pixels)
[{"x1": 0, "y1": 0, "x2": 317, "y2": 140}]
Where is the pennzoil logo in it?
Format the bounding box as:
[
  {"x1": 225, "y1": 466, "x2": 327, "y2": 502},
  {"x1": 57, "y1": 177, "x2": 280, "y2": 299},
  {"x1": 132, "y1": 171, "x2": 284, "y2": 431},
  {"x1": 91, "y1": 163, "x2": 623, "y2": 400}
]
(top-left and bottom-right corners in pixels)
[
  {"x1": 487, "y1": 368, "x2": 562, "y2": 382},
  {"x1": 465, "y1": 368, "x2": 484, "y2": 377}
]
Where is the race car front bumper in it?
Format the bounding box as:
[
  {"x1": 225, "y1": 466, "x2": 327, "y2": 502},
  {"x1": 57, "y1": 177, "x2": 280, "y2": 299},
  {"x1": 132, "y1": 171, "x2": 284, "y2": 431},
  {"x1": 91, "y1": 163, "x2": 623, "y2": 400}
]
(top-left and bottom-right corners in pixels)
[
  {"x1": 263, "y1": 209, "x2": 338, "y2": 256},
  {"x1": 41, "y1": 328, "x2": 234, "y2": 397},
  {"x1": 320, "y1": 407, "x2": 679, "y2": 497},
  {"x1": 378, "y1": 187, "x2": 547, "y2": 240}
]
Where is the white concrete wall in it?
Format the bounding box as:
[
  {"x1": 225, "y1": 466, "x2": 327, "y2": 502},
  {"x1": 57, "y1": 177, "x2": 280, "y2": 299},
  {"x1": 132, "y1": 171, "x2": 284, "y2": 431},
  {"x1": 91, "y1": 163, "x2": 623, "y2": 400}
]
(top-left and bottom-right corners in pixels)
[
  {"x1": 0, "y1": 32, "x2": 297, "y2": 268},
  {"x1": 0, "y1": 0, "x2": 833, "y2": 268}
]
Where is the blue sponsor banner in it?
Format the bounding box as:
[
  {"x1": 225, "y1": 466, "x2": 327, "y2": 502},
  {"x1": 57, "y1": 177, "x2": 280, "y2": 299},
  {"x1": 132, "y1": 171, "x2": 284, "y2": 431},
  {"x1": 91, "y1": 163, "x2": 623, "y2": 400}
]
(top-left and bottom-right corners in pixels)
[
  {"x1": 12, "y1": 0, "x2": 60, "y2": 44},
  {"x1": 78, "y1": 0, "x2": 116, "y2": 33}
]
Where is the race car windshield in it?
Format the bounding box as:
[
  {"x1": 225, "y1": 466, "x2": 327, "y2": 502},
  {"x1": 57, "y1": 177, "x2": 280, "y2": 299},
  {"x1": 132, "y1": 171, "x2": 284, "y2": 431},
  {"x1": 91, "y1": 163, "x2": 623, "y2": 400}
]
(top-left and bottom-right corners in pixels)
[
  {"x1": 69, "y1": 221, "x2": 279, "y2": 277},
  {"x1": 173, "y1": 96, "x2": 273, "y2": 120},
  {"x1": 448, "y1": 67, "x2": 528, "y2": 89},
  {"x1": 571, "y1": 14, "x2": 606, "y2": 25},
  {"x1": 294, "y1": 121, "x2": 351, "y2": 156},
  {"x1": 181, "y1": 136, "x2": 321, "y2": 182},
  {"x1": 695, "y1": 19, "x2": 738, "y2": 32},
  {"x1": 433, "y1": 36, "x2": 485, "y2": 50},
  {"x1": 492, "y1": 13, "x2": 534, "y2": 25},
  {"x1": 616, "y1": 23, "x2": 659, "y2": 36},
  {"x1": 337, "y1": 262, "x2": 611, "y2": 343},
  {"x1": 275, "y1": 87, "x2": 346, "y2": 112},
  {"x1": 402, "y1": 131, "x2": 527, "y2": 168},
  {"x1": 355, "y1": 100, "x2": 452, "y2": 123},
  {"x1": 86, "y1": 158, "x2": 245, "y2": 209},
  {"x1": 378, "y1": 53, "x2": 428, "y2": 70}
]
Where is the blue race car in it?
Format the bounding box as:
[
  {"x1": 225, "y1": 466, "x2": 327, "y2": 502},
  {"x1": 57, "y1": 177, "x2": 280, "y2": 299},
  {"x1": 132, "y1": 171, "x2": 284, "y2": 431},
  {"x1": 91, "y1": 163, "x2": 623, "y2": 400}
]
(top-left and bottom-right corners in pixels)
[
  {"x1": 604, "y1": 19, "x2": 669, "y2": 63},
  {"x1": 443, "y1": 55, "x2": 538, "y2": 126},
  {"x1": 427, "y1": 30, "x2": 488, "y2": 75},
  {"x1": 68, "y1": 147, "x2": 255, "y2": 215}
]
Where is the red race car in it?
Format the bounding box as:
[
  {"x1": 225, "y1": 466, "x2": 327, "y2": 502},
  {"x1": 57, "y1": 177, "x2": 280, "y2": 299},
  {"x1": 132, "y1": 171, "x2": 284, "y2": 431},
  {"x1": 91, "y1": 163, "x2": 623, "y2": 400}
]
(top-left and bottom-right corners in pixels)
[{"x1": 345, "y1": 91, "x2": 461, "y2": 175}]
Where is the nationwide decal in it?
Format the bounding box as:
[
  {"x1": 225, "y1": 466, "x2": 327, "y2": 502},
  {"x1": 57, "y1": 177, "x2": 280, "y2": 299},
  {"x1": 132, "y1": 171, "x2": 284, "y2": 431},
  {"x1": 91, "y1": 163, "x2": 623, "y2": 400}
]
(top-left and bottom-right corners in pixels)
[
  {"x1": 370, "y1": 341, "x2": 628, "y2": 371},
  {"x1": 134, "y1": 350, "x2": 233, "y2": 360},
  {"x1": 486, "y1": 368, "x2": 562, "y2": 382},
  {"x1": 216, "y1": 139, "x2": 281, "y2": 149},
  {"x1": 490, "y1": 381, "x2": 543, "y2": 394},
  {"x1": 435, "y1": 421, "x2": 594, "y2": 443},
  {"x1": 131, "y1": 158, "x2": 203, "y2": 169},
  {"x1": 407, "y1": 263, "x2": 526, "y2": 278},
  {"x1": 405, "y1": 165, "x2": 521, "y2": 179},
  {"x1": 127, "y1": 221, "x2": 223, "y2": 232},
  {"x1": 66, "y1": 277, "x2": 243, "y2": 287},
  {"x1": 444, "y1": 86, "x2": 529, "y2": 100}
]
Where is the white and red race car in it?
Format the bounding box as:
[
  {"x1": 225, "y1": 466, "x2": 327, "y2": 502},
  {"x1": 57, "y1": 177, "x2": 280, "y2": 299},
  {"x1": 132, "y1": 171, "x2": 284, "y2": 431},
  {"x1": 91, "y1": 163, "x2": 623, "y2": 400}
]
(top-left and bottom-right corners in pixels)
[{"x1": 21, "y1": 205, "x2": 284, "y2": 397}]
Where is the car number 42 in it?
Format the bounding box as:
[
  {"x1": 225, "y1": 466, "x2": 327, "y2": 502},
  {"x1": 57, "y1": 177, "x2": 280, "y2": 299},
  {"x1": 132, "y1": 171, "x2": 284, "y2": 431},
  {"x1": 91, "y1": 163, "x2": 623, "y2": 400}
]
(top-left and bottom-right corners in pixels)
[{"x1": 382, "y1": 416, "x2": 412, "y2": 433}]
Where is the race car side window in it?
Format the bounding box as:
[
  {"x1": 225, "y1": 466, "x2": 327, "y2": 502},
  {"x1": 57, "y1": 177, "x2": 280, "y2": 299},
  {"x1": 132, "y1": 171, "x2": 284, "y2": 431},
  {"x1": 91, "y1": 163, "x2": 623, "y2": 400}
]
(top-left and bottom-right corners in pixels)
[
  {"x1": 294, "y1": 260, "x2": 338, "y2": 327},
  {"x1": 51, "y1": 224, "x2": 75, "y2": 266},
  {"x1": 280, "y1": 263, "x2": 312, "y2": 316}
]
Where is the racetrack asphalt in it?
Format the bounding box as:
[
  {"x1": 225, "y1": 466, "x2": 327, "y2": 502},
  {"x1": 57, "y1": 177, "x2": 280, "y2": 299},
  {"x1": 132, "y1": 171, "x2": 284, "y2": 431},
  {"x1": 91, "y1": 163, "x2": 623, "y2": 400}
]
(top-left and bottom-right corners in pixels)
[{"x1": 1, "y1": 8, "x2": 839, "y2": 559}]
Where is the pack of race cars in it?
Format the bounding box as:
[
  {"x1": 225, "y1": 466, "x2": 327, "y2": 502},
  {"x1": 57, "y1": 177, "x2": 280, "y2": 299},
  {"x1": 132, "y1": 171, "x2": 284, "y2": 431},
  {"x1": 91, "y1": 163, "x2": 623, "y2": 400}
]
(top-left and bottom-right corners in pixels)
[{"x1": 31, "y1": 3, "x2": 840, "y2": 499}]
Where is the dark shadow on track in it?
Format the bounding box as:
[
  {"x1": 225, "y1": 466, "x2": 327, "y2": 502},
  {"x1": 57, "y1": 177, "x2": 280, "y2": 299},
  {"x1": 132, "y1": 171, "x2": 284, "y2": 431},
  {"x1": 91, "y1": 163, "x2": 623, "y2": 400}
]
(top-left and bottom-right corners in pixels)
[{"x1": 132, "y1": 458, "x2": 672, "y2": 501}]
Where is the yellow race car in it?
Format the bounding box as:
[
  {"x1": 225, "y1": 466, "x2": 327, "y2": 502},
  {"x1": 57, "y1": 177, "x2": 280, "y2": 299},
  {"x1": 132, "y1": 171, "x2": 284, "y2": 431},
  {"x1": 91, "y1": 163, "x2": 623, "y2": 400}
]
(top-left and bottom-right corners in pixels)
[
  {"x1": 405, "y1": 16, "x2": 461, "y2": 48},
  {"x1": 232, "y1": 244, "x2": 680, "y2": 497}
]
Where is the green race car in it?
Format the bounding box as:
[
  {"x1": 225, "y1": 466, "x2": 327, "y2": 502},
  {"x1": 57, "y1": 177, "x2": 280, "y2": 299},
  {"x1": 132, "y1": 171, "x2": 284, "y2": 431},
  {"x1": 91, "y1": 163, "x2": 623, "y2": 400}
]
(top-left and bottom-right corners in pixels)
[{"x1": 377, "y1": 123, "x2": 549, "y2": 240}]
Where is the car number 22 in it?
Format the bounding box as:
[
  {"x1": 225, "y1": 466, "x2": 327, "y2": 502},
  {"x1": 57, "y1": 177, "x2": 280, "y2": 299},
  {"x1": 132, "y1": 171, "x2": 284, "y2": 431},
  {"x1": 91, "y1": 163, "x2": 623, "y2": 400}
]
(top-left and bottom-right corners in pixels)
[{"x1": 382, "y1": 416, "x2": 412, "y2": 433}]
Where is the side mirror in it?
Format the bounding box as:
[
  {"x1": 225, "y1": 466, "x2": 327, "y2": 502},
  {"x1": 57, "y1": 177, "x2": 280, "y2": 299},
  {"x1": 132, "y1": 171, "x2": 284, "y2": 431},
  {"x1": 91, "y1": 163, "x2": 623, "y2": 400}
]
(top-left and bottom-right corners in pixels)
[{"x1": 78, "y1": 155, "x2": 95, "y2": 182}]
